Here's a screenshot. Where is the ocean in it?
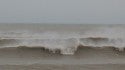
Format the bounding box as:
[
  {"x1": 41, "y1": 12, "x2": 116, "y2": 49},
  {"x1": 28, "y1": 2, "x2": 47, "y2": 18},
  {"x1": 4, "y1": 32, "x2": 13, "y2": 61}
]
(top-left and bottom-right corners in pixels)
[{"x1": 0, "y1": 24, "x2": 125, "y2": 70}]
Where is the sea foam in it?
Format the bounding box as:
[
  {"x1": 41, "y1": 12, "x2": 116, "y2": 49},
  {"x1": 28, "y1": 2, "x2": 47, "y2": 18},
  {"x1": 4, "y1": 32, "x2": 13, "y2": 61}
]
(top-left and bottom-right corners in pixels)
[{"x1": 0, "y1": 25, "x2": 125, "y2": 55}]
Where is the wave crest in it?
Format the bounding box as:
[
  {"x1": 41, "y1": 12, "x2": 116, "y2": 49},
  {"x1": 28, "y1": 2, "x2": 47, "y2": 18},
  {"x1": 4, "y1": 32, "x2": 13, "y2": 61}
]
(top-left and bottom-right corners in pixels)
[{"x1": 0, "y1": 37, "x2": 125, "y2": 55}]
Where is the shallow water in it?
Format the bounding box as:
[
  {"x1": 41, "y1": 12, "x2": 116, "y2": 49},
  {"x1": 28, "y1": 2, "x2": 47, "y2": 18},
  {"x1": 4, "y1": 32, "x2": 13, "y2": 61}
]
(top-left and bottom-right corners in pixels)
[
  {"x1": 1, "y1": 64, "x2": 125, "y2": 70},
  {"x1": 0, "y1": 24, "x2": 125, "y2": 70},
  {"x1": 0, "y1": 24, "x2": 125, "y2": 55}
]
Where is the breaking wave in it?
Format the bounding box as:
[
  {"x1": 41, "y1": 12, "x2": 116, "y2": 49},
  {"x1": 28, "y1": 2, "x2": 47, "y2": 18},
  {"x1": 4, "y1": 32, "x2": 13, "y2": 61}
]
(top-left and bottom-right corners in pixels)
[
  {"x1": 1, "y1": 37, "x2": 125, "y2": 55},
  {"x1": 0, "y1": 25, "x2": 125, "y2": 55}
]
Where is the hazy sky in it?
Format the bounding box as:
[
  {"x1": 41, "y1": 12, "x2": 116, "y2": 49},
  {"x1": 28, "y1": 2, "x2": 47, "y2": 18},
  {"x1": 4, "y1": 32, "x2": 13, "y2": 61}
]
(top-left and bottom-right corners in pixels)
[{"x1": 0, "y1": 0, "x2": 125, "y2": 24}]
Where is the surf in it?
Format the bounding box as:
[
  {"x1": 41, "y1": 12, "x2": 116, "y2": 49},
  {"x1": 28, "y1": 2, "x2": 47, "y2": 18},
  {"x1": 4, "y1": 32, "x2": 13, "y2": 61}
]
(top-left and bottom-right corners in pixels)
[{"x1": 0, "y1": 24, "x2": 125, "y2": 55}]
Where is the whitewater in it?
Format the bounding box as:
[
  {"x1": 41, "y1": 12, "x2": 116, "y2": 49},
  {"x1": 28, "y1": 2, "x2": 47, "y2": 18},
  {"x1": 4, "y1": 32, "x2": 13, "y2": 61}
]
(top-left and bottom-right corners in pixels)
[{"x1": 0, "y1": 24, "x2": 125, "y2": 55}]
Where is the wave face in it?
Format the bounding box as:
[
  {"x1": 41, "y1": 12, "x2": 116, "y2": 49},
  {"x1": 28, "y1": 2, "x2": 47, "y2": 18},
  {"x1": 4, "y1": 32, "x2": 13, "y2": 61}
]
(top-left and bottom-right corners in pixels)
[{"x1": 0, "y1": 24, "x2": 125, "y2": 55}]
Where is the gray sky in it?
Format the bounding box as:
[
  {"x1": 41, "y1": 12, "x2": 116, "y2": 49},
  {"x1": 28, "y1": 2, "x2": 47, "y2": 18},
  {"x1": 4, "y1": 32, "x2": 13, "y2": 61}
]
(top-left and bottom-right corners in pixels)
[{"x1": 0, "y1": 0, "x2": 125, "y2": 24}]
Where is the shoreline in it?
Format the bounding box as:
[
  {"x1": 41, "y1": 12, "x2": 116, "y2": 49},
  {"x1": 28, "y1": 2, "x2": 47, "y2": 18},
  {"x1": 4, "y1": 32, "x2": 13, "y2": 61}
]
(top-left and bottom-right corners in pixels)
[{"x1": 0, "y1": 64, "x2": 125, "y2": 70}]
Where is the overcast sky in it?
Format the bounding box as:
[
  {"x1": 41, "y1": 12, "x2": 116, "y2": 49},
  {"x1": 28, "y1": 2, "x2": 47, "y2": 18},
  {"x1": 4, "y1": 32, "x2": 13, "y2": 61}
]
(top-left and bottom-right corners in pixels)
[{"x1": 0, "y1": 0, "x2": 125, "y2": 24}]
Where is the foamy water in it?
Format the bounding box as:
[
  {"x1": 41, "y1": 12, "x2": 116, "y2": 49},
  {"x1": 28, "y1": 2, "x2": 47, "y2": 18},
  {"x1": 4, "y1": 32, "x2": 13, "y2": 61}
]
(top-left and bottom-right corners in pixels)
[{"x1": 0, "y1": 24, "x2": 125, "y2": 55}]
